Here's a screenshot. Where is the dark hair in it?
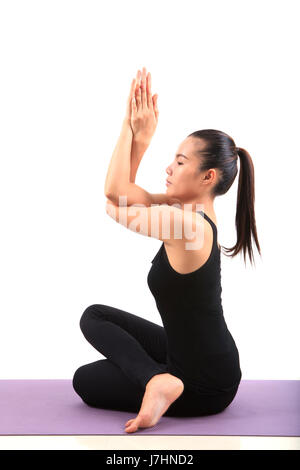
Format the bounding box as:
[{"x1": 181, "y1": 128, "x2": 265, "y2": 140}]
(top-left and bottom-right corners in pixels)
[{"x1": 187, "y1": 129, "x2": 261, "y2": 266}]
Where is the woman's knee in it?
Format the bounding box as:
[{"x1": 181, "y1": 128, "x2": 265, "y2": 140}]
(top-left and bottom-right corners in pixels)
[
  {"x1": 72, "y1": 365, "x2": 86, "y2": 395},
  {"x1": 72, "y1": 365, "x2": 92, "y2": 404},
  {"x1": 79, "y1": 304, "x2": 102, "y2": 333}
]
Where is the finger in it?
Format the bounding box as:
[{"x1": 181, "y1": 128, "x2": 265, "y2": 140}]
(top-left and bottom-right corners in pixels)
[
  {"x1": 137, "y1": 87, "x2": 141, "y2": 109},
  {"x1": 130, "y1": 78, "x2": 136, "y2": 97},
  {"x1": 141, "y1": 66, "x2": 147, "y2": 109},
  {"x1": 125, "y1": 78, "x2": 136, "y2": 119},
  {"x1": 136, "y1": 71, "x2": 142, "y2": 110},
  {"x1": 132, "y1": 93, "x2": 137, "y2": 116},
  {"x1": 134, "y1": 69, "x2": 140, "y2": 97},
  {"x1": 131, "y1": 75, "x2": 138, "y2": 114},
  {"x1": 147, "y1": 72, "x2": 153, "y2": 108},
  {"x1": 127, "y1": 78, "x2": 136, "y2": 106},
  {"x1": 153, "y1": 94, "x2": 159, "y2": 119}
]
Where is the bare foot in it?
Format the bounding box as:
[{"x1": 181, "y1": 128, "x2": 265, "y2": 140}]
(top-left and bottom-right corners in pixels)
[{"x1": 124, "y1": 373, "x2": 184, "y2": 433}]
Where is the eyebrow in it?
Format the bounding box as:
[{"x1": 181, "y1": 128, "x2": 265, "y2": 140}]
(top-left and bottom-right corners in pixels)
[{"x1": 176, "y1": 153, "x2": 189, "y2": 160}]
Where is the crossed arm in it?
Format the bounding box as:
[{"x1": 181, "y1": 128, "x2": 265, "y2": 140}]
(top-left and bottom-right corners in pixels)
[
  {"x1": 104, "y1": 120, "x2": 204, "y2": 245},
  {"x1": 104, "y1": 116, "x2": 179, "y2": 236},
  {"x1": 103, "y1": 71, "x2": 205, "y2": 247},
  {"x1": 104, "y1": 119, "x2": 177, "y2": 208},
  {"x1": 105, "y1": 196, "x2": 204, "y2": 246}
]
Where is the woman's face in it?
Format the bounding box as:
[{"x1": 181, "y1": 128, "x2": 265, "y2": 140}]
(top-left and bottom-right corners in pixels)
[{"x1": 165, "y1": 137, "x2": 206, "y2": 201}]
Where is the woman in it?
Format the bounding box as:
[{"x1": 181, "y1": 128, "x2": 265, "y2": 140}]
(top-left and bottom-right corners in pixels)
[{"x1": 72, "y1": 67, "x2": 261, "y2": 433}]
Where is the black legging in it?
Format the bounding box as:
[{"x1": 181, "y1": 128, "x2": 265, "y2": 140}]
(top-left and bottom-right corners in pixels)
[{"x1": 72, "y1": 304, "x2": 239, "y2": 417}]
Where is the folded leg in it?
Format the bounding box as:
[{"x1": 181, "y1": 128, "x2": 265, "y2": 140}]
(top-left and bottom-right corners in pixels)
[
  {"x1": 79, "y1": 304, "x2": 169, "y2": 390},
  {"x1": 72, "y1": 359, "x2": 144, "y2": 412}
]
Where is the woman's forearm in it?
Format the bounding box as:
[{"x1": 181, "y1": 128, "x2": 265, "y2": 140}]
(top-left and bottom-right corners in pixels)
[
  {"x1": 104, "y1": 119, "x2": 134, "y2": 197},
  {"x1": 104, "y1": 120, "x2": 156, "y2": 207},
  {"x1": 130, "y1": 138, "x2": 150, "y2": 183}
]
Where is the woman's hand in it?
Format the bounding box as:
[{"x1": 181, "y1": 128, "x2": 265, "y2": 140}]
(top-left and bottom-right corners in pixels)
[{"x1": 125, "y1": 67, "x2": 159, "y2": 143}]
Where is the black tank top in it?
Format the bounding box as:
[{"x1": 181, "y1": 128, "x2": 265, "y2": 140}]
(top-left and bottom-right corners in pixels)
[{"x1": 147, "y1": 210, "x2": 242, "y2": 395}]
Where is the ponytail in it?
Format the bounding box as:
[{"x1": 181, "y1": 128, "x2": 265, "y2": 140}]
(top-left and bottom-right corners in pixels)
[{"x1": 222, "y1": 147, "x2": 261, "y2": 266}]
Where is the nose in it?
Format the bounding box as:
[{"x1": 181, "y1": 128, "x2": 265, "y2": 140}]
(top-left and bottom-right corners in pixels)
[{"x1": 166, "y1": 163, "x2": 172, "y2": 175}]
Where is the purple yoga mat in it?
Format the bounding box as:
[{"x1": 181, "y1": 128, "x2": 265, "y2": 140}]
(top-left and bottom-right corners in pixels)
[{"x1": 0, "y1": 379, "x2": 299, "y2": 436}]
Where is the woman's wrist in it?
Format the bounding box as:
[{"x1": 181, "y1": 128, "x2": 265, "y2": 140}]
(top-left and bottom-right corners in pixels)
[
  {"x1": 133, "y1": 132, "x2": 152, "y2": 146},
  {"x1": 132, "y1": 138, "x2": 150, "y2": 154},
  {"x1": 122, "y1": 118, "x2": 133, "y2": 134}
]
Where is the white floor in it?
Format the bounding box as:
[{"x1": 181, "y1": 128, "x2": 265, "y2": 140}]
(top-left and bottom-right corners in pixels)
[{"x1": 0, "y1": 435, "x2": 299, "y2": 450}]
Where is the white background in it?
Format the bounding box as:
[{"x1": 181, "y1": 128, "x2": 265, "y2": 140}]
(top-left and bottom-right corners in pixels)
[{"x1": 0, "y1": 0, "x2": 299, "y2": 379}]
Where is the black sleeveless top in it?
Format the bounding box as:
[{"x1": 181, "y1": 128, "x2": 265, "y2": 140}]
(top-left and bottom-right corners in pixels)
[{"x1": 147, "y1": 210, "x2": 242, "y2": 395}]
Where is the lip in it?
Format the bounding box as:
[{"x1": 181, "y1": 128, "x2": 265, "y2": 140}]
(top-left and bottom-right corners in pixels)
[{"x1": 166, "y1": 179, "x2": 172, "y2": 185}]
